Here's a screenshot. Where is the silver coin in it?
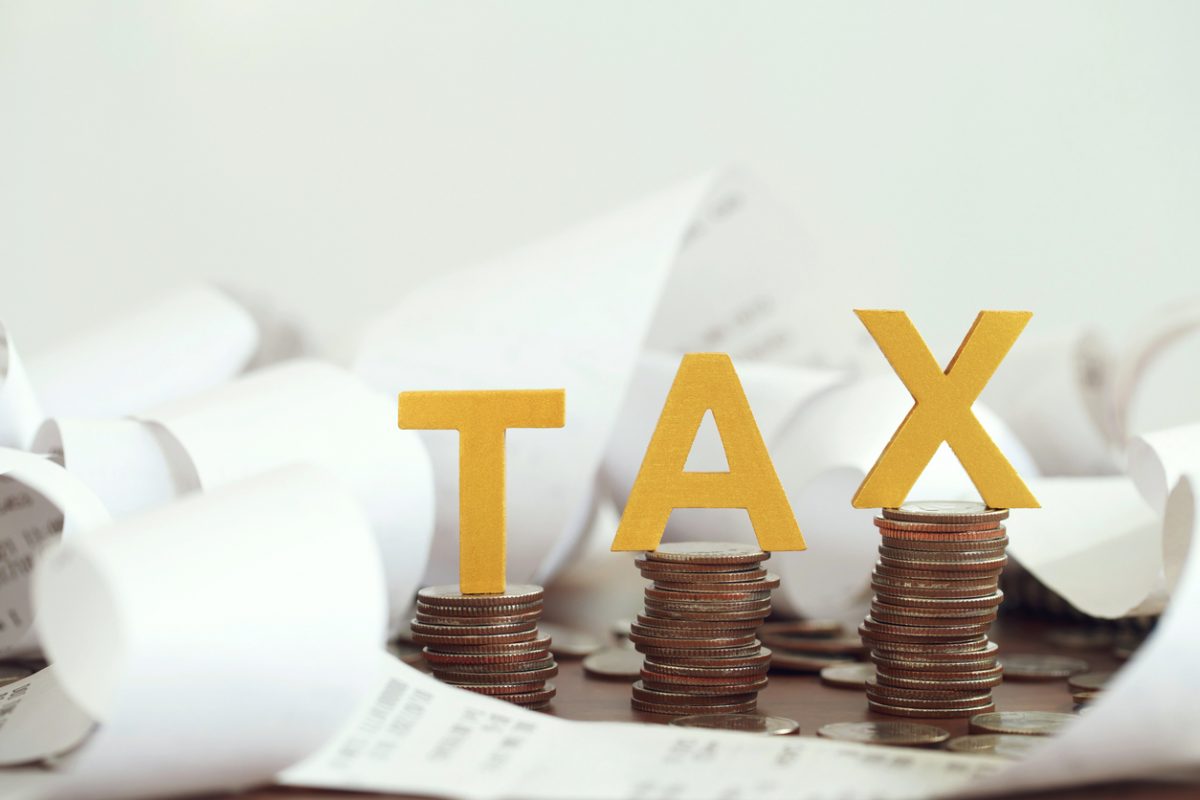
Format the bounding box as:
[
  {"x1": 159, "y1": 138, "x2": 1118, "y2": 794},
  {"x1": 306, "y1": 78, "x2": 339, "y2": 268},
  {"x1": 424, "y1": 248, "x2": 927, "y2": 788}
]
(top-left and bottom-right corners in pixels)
[
  {"x1": 820, "y1": 662, "x2": 875, "y2": 689},
  {"x1": 669, "y1": 713, "x2": 799, "y2": 735},
  {"x1": 539, "y1": 623, "x2": 603, "y2": 657},
  {"x1": 969, "y1": 711, "x2": 1075, "y2": 736},
  {"x1": 1000, "y1": 654, "x2": 1090, "y2": 681},
  {"x1": 583, "y1": 647, "x2": 644, "y2": 679},
  {"x1": 817, "y1": 721, "x2": 950, "y2": 747},
  {"x1": 947, "y1": 734, "x2": 1045, "y2": 759}
]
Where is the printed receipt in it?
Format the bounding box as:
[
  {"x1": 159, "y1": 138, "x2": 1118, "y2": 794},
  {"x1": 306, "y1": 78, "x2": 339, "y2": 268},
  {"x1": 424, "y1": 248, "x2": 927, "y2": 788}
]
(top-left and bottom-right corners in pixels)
[{"x1": 282, "y1": 654, "x2": 1003, "y2": 800}]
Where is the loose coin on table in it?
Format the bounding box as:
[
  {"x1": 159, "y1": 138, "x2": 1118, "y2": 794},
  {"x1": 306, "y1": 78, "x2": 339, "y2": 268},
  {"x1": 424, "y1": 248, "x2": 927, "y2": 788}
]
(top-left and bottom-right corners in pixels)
[
  {"x1": 947, "y1": 734, "x2": 1045, "y2": 759},
  {"x1": 583, "y1": 647, "x2": 644, "y2": 680},
  {"x1": 539, "y1": 623, "x2": 603, "y2": 658},
  {"x1": 1067, "y1": 671, "x2": 1111, "y2": 692},
  {"x1": 669, "y1": 713, "x2": 799, "y2": 736},
  {"x1": 1000, "y1": 654, "x2": 1090, "y2": 681},
  {"x1": 969, "y1": 711, "x2": 1075, "y2": 736},
  {"x1": 816, "y1": 721, "x2": 950, "y2": 747},
  {"x1": 820, "y1": 662, "x2": 875, "y2": 689}
]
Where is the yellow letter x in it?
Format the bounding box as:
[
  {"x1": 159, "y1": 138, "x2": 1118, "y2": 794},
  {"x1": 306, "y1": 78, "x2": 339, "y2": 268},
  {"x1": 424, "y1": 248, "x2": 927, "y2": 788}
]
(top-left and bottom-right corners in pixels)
[{"x1": 852, "y1": 310, "x2": 1039, "y2": 510}]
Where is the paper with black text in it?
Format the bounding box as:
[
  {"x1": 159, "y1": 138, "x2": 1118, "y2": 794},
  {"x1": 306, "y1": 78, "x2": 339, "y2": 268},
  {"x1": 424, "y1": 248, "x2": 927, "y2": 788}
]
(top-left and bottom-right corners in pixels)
[{"x1": 282, "y1": 651, "x2": 1005, "y2": 800}]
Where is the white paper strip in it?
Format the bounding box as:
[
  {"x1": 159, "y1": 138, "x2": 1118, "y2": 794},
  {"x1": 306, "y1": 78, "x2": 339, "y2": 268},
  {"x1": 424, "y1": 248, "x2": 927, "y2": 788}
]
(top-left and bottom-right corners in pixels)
[
  {"x1": 37, "y1": 360, "x2": 434, "y2": 635},
  {"x1": 0, "y1": 448, "x2": 111, "y2": 657},
  {"x1": 24, "y1": 284, "x2": 260, "y2": 422},
  {"x1": 0, "y1": 324, "x2": 45, "y2": 450},
  {"x1": 982, "y1": 474, "x2": 1200, "y2": 795},
  {"x1": 10, "y1": 466, "x2": 386, "y2": 800}
]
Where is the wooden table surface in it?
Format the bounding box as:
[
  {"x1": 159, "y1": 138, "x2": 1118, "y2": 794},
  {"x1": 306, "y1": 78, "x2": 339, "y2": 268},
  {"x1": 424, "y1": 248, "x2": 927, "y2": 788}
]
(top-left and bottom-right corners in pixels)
[{"x1": 236, "y1": 618, "x2": 1188, "y2": 800}]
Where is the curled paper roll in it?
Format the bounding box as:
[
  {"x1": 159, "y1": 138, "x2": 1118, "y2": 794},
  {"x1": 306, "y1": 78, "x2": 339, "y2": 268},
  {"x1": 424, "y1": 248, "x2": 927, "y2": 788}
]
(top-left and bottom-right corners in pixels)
[
  {"x1": 0, "y1": 466, "x2": 386, "y2": 800},
  {"x1": 1, "y1": 285, "x2": 284, "y2": 450},
  {"x1": 33, "y1": 360, "x2": 434, "y2": 636},
  {"x1": 0, "y1": 448, "x2": 111, "y2": 657}
]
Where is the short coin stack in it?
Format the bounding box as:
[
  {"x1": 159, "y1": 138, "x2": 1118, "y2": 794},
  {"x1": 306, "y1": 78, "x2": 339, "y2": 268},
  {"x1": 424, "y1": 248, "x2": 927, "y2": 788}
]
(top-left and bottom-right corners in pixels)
[
  {"x1": 859, "y1": 501, "x2": 1008, "y2": 719},
  {"x1": 412, "y1": 584, "x2": 556, "y2": 710},
  {"x1": 630, "y1": 542, "x2": 776, "y2": 716}
]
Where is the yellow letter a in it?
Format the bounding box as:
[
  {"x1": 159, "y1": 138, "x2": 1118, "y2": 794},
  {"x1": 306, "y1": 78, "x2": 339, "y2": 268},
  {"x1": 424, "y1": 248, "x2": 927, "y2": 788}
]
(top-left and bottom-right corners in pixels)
[{"x1": 611, "y1": 353, "x2": 806, "y2": 552}]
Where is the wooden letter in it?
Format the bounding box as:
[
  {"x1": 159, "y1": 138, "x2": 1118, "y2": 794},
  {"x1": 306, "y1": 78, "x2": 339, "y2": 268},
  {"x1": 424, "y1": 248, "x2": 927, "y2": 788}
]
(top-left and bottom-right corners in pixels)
[
  {"x1": 852, "y1": 310, "x2": 1039, "y2": 509},
  {"x1": 611, "y1": 353, "x2": 806, "y2": 552},
  {"x1": 399, "y1": 389, "x2": 565, "y2": 593}
]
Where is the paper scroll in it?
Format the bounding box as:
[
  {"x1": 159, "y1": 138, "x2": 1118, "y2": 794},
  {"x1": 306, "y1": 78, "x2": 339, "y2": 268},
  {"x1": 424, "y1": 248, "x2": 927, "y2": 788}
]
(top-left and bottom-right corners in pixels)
[
  {"x1": 0, "y1": 467, "x2": 386, "y2": 800},
  {"x1": 33, "y1": 360, "x2": 435, "y2": 635},
  {"x1": 0, "y1": 285, "x2": 270, "y2": 450}
]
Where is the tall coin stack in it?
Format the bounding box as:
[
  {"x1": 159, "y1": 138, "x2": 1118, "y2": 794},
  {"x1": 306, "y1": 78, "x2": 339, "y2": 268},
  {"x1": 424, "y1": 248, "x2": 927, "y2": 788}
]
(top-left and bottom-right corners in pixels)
[
  {"x1": 630, "y1": 542, "x2": 776, "y2": 716},
  {"x1": 412, "y1": 584, "x2": 557, "y2": 710},
  {"x1": 859, "y1": 501, "x2": 1008, "y2": 719}
]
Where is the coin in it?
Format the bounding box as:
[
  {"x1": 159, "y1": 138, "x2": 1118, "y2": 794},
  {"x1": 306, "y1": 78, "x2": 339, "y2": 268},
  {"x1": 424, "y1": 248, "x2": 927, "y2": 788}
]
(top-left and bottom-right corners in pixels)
[
  {"x1": 639, "y1": 567, "x2": 769, "y2": 584},
  {"x1": 883, "y1": 501, "x2": 1009, "y2": 525},
  {"x1": 1067, "y1": 671, "x2": 1111, "y2": 691},
  {"x1": 881, "y1": 535, "x2": 1010, "y2": 552},
  {"x1": 423, "y1": 635, "x2": 552, "y2": 654},
  {"x1": 432, "y1": 656, "x2": 555, "y2": 674},
  {"x1": 643, "y1": 597, "x2": 773, "y2": 614},
  {"x1": 760, "y1": 630, "x2": 866, "y2": 656},
  {"x1": 999, "y1": 654, "x2": 1090, "y2": 681},
  {"x1": 583, "y1": 647, "x2": 644, "y2": 679},
  {"x1": 644, "y1": 586, "x2": 773, "y2": 603},
  {"x1": 947, "y1": 734, "x2": 1044, "y2": 759},
  {"x1": 643, "y1": 661, "x2": 770, "y2": 679},
  {"x1": 870, "y1": 638, "x2": 991, "y2": 657},
  {"x1": 412, "y1": 629, "x2": 540, "y2": 646},
  {"x1": 421, "y1": 646, "x2": 551, "y2": 666},
  {"x1": 416, "y1": 601, "x2": 543, "y2": 618},
  {"x1": 641, "y1": 667, "x2": 769, "y2": 688},
  {"x1": 874, "y1": 519, "x2": 1008, "y2": 539},
  {"x1": 816, "y1": 721, "x2": 950, "y2": 747},
  {"x1": 873, "y1": 591, "x2": 1004, "y2": 610},
  {"x1": 410, "y1": 620, "x2": 537, "y2": 637},
  {"x1": 1043, "y1": 627, "x2": 1115, "y2": 650},
  {"x1": 878, "y1": 546, "x2": 1009, "y2": 565},
  {"x1": 644, "y1": 541, "x2": 768, "y2": 566},
  {"x1": 669, "y1": 713, "x2": 799, "y2": 735},
  {"x1": 632, "y1": 697, "x2": 759, "y2": 716},
  {"x1": 820, "y1": 662, "x2": 875, "y2": 689},
  {"x1": 639, "y1": 676, "x2": 770, "y2": 696},
  {"x1": 433, "y1": 664, "x2": 559, "y2": 684},
  {"x1": 969, "y1": 711, "x2": 1075, "y2": 736},
  {"x1": 769, "y1": 651, "x2": 854, "y2": 673},
  {"x1": 875, "y1": 670, "x2": 1002, "y2": 691},
  {"x1": 636, "y1": 642, "x2": 763, "y2": 659},
  {"x1": 386, "y1": 640, "x2": 426, "y2": 666},
  {"x1": 417, "y1": 584, "x2": 545, "y2": 606},
  {"x1": 866, "y1": 683, "x2": 994, "y2": 708},
  {"x1": 629, "y1": 631, "x2": 758, "y2": 650},
  {"x1": 635, "y1": 614, "x2": 758, "y2": 633},
  {"x1": 538, "y1": 623, "x2": 603, "y2": 657},
  {"x1": 868, "y1": 699, "x2": 995, "y2": 719},
  {"x1": 648, "y1": 647, "x2": 773, "y2": 669}
]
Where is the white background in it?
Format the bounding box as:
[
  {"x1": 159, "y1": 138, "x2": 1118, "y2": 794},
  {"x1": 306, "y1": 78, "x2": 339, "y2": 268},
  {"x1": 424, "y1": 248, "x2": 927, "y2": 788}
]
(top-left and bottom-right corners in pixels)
[{"x1": 2, "y1": 2, "x2": 1197, "y2": 370}]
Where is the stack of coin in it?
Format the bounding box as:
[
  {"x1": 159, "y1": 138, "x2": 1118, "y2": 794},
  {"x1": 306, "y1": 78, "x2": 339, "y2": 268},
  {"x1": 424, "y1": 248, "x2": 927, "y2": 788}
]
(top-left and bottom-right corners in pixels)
[
  {"x1": 412, "y1": 584, "x2": 556, "y2": 710},
  {"x1": 630, "y1": 542, "x2": 776, "y2": 716},
  {"x1": 860, "y1": 501, "x2": 1008, "y2": 719}
]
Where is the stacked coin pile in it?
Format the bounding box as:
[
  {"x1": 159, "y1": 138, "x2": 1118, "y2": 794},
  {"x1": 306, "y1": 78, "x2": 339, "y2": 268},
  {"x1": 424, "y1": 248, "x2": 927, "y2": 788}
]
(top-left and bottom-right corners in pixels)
[
  {"x1": 412, "y1": 584, "x2": 556, "y2": 710},
  {"x1": 629, "y1": 542, "x2": 776, "y2": 716},
  {"x1": 859, "y1": 501, "x2": 1008, "y2": 719}
]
